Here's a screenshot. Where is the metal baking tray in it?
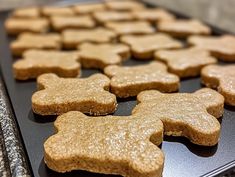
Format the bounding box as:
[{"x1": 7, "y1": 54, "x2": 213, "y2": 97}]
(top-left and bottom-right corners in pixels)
[{"x1": 0, "y1": 1, "x2": 235, "y2": 177}]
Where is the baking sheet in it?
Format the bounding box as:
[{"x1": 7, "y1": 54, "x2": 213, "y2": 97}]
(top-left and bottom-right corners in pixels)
[{"x1": 0, "y1": 1, "x2": 235, "y2": 177}]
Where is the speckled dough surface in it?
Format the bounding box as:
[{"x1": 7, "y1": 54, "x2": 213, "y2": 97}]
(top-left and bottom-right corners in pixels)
[
  {"x1": 104, "y1": 61, "x2": 180, "y2": 98},
  {"x1": 73, "y1": 3, "x2": 106, "y2": 14},
  {"x1": 132, "y1": 88, "x2": 224, "y2": 146},
  {"x1": 155, "y1": 47, "x2": 217, "y2": 78},
  {"x1": 188, "y1": 35, "x2": 235, "y2": 61},
  {"x1": 78, "y1": 42, "x2": 130, "y2": 69},
  {"x1": 93, "y1": 11, "x2": 134, "y2": 24},
  {"x1": 11, "y1": 7, "x2": 41, "y2": 18},
  {"x1": 32, "y1": 73, "x2": 117, "y2": 116},
  {"x1": 13, "y1": 50, "x2": 80, "y2": 80},
  {"x1": 121, "y1": 33, "x2": 183, "y2": 59},
  {"x1": 201, "y1": 64, "x2": 235, "y2": 106},
  {"x1": 44, "y1": 111, "x2": 164, "y2": 177},
  {"x1": 105, "y1": 21, "x2": 155, "y2": 35},
  {"x1": 50, "y1": 15, "x2": 96, "y2": 31},
  {"x1": 11, "y1": 33, "x2": 61, "y2": 56},
  {"x1": 158, "y1": 19, "x2": 211, "y2": 38},
  {"x1": 132, "y1": 8, "x2": 175, "y2": 23},
  {"x1": 62, "y1": 28, "x2": 117, "y2": 49},
  {"x1": 5, "y1": 18, "x2": 49, "y2": 35},
  {"x1": 41, "y1": 6, "x2": 75, "y2": 16},
  {"x1": 105, "y1": 1, "x2": 145, "y2": 11}
]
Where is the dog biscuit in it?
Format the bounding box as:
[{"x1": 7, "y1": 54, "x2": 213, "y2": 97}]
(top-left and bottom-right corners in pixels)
[
  {"x1": 32, "y1": 73, "x2": 117, "y2": 115},
  {"x1": 13, "y1": 50, "x2": 80, "y2": 80},
  {"x1": 73, "y1": 3, "x2": 106, "y2": 14},
  {"x1": 132, "y1": 88, "x2": 224, "y2": 146},
  {"x1": 105, "y1": 1, "x2": 145, "y2": 11},
  {"x1": 11, "y1": 7, "x2": 41, "y2": 18},
  {"x1": 104, "y1": 61, "x2": 180, "y2": 98},
  {"x1": 201, "y1": 64, "x2": 235, "y2": 106},
  {"x1": 41, "y1": 6, "x2": 75, "y2": 16},
  {"x1": 44, "y1": 111, "x2": 164, "y2": 177}
]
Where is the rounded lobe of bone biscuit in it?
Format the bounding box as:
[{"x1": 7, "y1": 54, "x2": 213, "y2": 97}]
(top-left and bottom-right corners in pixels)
[
  {"x1": 201, "y1": 64, "x2": 235, "y2": 106},
  {"x1": 78, "y1": 42, "x2": 130, "y2": 69},
  {"x1": 44, "y1": 111, "x2": 164, "y2": 176},
  {"x1": 13, "y1": 50, "x2": 80, "y2": 80},
  {"x1": 188, "y1": 35, "x2": 235, "y2": 61},
  {"x1": 133, "y1": 89, "x2": 222, "y2": 146},
  {"x1": 193, "y1": 88, "x2": 224, "y2": 118},
  {"x1": 93, "y1": 11, "x2": 134, "y2": 23},
  {"x1": 50, "y1": 15, "x2": 96, "y2": 31},
  {"x1": 32, "y1": 73, "x2": 117, "y2": 116},
  {"x1": 73, "y1": 3, "x2": 106, "y2": 14},
  {"x1": 155, "y1": 47, "x2": 217, "y2": 78},
  {"x1": 105, "y1": 1, "x2": 146, "y2": 11},
  {"x1": 120, "y1": 33, "x2": 183, "y2": 59},
  {"x1": 104, "y1": 61, "x2": 179, "y2": 98},
  {"x1": 132, "y1": 8, "x2": 175, "y2": 22},
  {"x1": 12, "y1": 7, "x2": 41, "y2": 18},
  {"x1": 5, "y1": 18, "x2": 49, "y2": 35},
  {"x1": 10, "y1": 33, "x2": 61, "y2": 56},
  {"x1": 42, "y1": 7, "x2": 75, "y2": 16},
  {"x1": 158, "y1": 19, "x2": 211, "y2": 38},
  {"x1": 105, "y1": 21, "x2": 155, "y2": 35},
  {"x1": 62, "y1": 28, "x2": 117, "y2": 49}
]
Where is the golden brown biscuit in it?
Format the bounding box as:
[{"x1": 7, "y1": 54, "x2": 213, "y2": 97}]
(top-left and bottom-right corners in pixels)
[
  {"x1": 62, "y1": 28, "x2": 117, "y2": 49},
  {"x1": 132, "y1": 8, "x2": 175, "y2": 23},
  {"x1": 50, "y1": 15, "x2": 96, "y2": 31},
  {"x1": 201, "y1": 64, "x2": 235, "y2": 106},
  {"x1": 41, "y1": 6, "x2": 75, "y2": 16},
  {"x1": 5, "y1": 18, "x2": 49, "y2": 35},
  {"x1": 188, "y1": 35, "x2": 235, "y2": 62},
  {"x1": 11, "y1": 33, "x2": 61, "y2": 56},
  {"x1": 132, "y1": 88, "x2": 224, "y2": 146},
  {"x1": 11, "y1": 7, "x2": 41, "y2": 18},
  {"x1": 105, "y1": 21, "x2": 155, "y2": 35},
  {"x1": 155, "y1": 47, "x2": 217, "y2": 78},
  {"x1": 32, "y1": 73, "x2": 117, "y2": 116},
  {"x1": 93, "y1": 11, "x2": 134, "y2": 24},
  {"x1": 104, "y1": 61, "x2": 180, "y2": 98},
  {"x1": 120, "y1": 33, "x2": 183, "y2": 59},
  {"x1": 44, "y1": 111, "x2": 164, "y2": 176},
  {"x1": 105, "y1": 1, "x2": 145, "y2": 11},
  {"x1": 13, "y1": 50, "x2": 80, "y2": 80},
  {"x1": 158, "y1": 19, "x2": 211, "y2": 38},
  {"x1": 73, "y1": 3, "x2": 106, "y2": 14},
  {"x1": 78, "y1": 42, "x2": 130, "y2": 69}
]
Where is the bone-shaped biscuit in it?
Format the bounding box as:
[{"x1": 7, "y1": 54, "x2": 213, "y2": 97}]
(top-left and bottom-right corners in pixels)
[
  {"x1": 62, "y1": 28, "x2": 117, "y2": 49},
  {"x1": 105, "y1": 1, "x2": 145, "y2": 11},
  {"x1": 13, "y1": 50, "x2": 80, "y2": 80},
  {"x1": 73, "y1": 3, "x2": 106, "y2": 14},
  {"x1": 132, "y1": 88, "x2": 224, "y2": 146},
  {"x1": 132, "y1": 8, "x2": 175, "y2": 23},
  {"x1": 32, "y1": 73, "x2": 117, "y2": 116},
  {"x1": 188, "y1": 35, "x2": 235, "y2": 62},
  {"x1": 155, "y1": 47, "x2": 217, "y2": 78},
  {"x1": 105, "y1": 21, "x2": 155, "y2": 35},
  {"x1": 104, "y1": 61, "x2": 180, "y2": 98},
  {"x1": 158, "y1": 19, "x2": 211, "y2": 38},
  {"x1": 93, "y1": 11, "x2": 134, "y2": 24},
  {"x1": 201, "y1": 64, "x2": 235, "y2": 106},
  {"x1": 120, "y1": 33, "x2": 183, "y2": 59},
  {"x1": 50, "y1": 15, "x2": 96, "y2": 31},
  {"x1": 12, "y1": 7, "x2": 41, "y2": 18},
  {"x1": 78, "y1": 42, "x2": 130, "y2": 69},
  {"x1": 11, "y1": 33, "x2": 61, "y2": 56},
  {"x1": 44, "y1": 111, "x2": 164, "y2": 176},
  {"x1": 5, "y1": 18, "x2": 49, "y2": 35},
  {"x1": 41, "y1": 6, "x2": 75, "y2": 16}
]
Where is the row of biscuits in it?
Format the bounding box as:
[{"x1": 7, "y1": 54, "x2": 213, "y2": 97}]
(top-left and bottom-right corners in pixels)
[{"x1": 5, "y1": 1, "x2": 235, "y2": 177}]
